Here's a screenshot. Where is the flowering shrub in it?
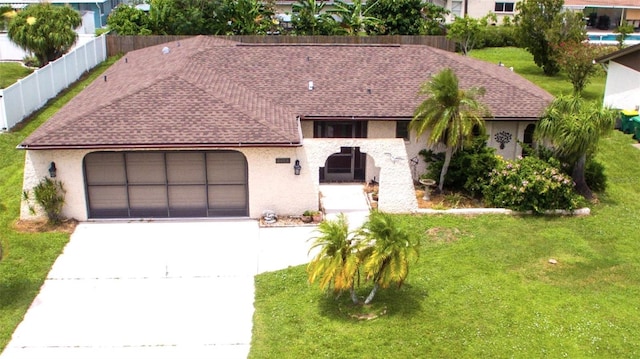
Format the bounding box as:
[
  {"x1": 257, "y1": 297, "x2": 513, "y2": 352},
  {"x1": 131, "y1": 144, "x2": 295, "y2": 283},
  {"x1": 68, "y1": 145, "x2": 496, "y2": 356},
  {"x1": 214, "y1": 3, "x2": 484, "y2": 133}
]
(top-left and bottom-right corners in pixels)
[{"x1": 483, "y1": 156, "x2": 583, "y2": 213}]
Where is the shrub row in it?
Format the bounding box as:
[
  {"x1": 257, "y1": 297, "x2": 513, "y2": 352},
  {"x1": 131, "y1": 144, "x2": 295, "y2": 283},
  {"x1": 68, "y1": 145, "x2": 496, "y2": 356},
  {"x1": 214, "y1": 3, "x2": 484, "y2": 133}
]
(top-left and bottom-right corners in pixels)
[{"x1": 421, "y1": 137, "x2": 601, "y2": 213}]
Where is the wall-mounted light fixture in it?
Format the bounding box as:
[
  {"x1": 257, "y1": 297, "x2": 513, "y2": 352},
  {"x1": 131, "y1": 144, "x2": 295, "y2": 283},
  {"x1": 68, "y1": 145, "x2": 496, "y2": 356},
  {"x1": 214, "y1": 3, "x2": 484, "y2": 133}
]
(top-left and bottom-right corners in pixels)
[
  {"x1": 294, "y1": 160, "x2": 301, "y2": 175},
  {"x1": 48, "y1": 161, "x2": 57, "y2": 178}
]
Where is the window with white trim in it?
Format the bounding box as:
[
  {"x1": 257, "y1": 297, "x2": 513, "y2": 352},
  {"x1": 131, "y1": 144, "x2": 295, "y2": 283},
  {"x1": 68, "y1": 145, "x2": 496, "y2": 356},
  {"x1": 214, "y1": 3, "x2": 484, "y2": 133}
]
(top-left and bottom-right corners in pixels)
[{"x1": 494, "y1": 2, "x2": 515, "y2": 12}]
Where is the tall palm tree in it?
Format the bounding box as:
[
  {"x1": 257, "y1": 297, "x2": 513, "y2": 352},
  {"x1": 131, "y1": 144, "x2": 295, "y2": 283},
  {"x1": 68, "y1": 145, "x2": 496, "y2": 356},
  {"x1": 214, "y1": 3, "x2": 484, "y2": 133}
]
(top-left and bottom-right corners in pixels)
[
  {"x1": 535, "y1": 95, "x2": 617, "y2": 200},
  {"x1": 411, "y1": 68, "x2": 491, "y2": 192},
  {"x1": 307, "y1": 214, "x2": 361, "y2": 304},
  {"x1": 359, "y1": 211, "x2": 419, "y2": 304}
]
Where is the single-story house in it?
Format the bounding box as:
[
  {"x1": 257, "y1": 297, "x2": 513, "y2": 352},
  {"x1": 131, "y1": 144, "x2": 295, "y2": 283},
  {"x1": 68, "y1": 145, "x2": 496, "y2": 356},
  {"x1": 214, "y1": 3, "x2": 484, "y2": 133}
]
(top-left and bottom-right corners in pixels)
[
  {"x1": 18, "y1": 36, "x2": 553, "y2": 221},
  {"x1": 596, "y1": 42, "x2": 640, "y2": 111}
]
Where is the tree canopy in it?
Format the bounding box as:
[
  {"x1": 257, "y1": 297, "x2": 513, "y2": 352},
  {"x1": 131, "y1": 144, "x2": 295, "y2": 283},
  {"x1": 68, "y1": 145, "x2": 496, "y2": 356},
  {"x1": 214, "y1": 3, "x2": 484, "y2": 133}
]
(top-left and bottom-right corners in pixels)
[
  {"x1": 552, "y1": 41, "x2": 612, "y2": 95},
  {"x1": 515, "y1": 0, "x2": 586, "y2": 76},
  {"x1": 367, "y1": 0, "x2": 447, "y2": 35},
  {"x1": 8, "y1": 4, "x2": 81, "y2": 66}
]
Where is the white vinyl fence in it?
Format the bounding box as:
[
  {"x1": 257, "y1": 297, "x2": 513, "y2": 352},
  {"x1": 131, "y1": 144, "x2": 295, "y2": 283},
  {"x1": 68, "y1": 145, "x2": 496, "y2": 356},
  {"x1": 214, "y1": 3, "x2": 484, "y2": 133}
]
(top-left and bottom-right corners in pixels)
[{"x1": 0, "y1": 34, "x2": 107, "y2": 131}]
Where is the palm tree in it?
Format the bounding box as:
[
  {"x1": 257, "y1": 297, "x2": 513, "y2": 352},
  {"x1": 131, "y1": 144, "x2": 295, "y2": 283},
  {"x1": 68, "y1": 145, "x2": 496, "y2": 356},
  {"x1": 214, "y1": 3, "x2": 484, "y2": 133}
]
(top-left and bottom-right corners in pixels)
[
  {"x1": 535, "y1": 95, "x2": 617, "y2": 200},
  {"x1": 307, "y1": 214, "x2": 361, "y2": 304},
  {"x1": 359, "y1": 211, "x2": 419, "y2": 304},
  {"x1": 291, "y1": 0, "x2": 337, "y2": 35},
  {"x1": 411, "y1": 68, "x2": 491, "y2": 192},
  {"x1": 329, "y1": 0, "x2": 382, "y2": 36}
]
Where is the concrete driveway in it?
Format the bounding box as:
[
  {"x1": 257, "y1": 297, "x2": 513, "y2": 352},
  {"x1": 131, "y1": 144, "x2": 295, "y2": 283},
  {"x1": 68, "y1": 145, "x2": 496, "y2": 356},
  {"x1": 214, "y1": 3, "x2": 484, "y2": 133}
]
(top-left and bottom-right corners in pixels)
[{"x1": 1, "y1": 221, "x2": 316, "y2": 359}]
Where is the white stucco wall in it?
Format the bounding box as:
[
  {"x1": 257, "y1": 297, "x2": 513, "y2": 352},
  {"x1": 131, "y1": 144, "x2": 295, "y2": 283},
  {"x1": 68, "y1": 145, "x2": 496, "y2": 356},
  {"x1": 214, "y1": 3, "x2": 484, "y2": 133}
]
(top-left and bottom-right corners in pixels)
[
  {"x1": 21, "y1": 150, "x2": 88, "y2": 221},
  {"x1": 21, "y1": 147, "x2": 318, "y2": 221},
  {"x1": 303, "y1": 138, "x2": 418, "y2": 213},
  {"x1": 486, "y1": 121, "x2": 530, "y2": 159},
  {"x1": 603, "y1": 62, "x2": 640, "y2": 111},
  {"x1": 242, "y1": 147, "x2": 318, "y2": 217}
]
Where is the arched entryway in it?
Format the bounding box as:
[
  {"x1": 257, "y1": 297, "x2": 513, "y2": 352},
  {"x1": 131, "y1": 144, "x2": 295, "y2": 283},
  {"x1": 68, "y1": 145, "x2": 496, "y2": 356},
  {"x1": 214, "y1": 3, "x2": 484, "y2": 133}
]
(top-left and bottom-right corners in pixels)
[
  {"x1": 320, "y1": 147, "x2": 366, "y2": 182},
  {"x1": 83, "y1": 150, "x2": 248, "y2": 218}
]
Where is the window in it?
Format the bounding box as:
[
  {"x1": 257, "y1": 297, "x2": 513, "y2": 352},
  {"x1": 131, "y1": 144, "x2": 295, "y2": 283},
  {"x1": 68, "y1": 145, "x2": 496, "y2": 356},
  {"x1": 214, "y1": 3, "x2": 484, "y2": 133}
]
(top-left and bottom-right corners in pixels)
[
  {"x1": 314, "y1": 121, "x2": 367, "y2": 138},
  {"x1": 396, "y1": 121, "x2": 410, "y2": 141},
  {"x1": 494, "y1": 2, "x2": 515, "y2": 12},
  {"x1": 451, "y1": 0, "x2": 463, "y2": 17}
]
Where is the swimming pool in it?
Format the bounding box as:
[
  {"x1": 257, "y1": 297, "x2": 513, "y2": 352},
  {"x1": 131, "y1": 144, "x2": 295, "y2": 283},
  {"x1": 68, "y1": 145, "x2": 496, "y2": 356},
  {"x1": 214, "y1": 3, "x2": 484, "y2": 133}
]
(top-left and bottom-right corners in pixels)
[{"x1": 588, "y1": 33, "x2": 640, "y2": 44}]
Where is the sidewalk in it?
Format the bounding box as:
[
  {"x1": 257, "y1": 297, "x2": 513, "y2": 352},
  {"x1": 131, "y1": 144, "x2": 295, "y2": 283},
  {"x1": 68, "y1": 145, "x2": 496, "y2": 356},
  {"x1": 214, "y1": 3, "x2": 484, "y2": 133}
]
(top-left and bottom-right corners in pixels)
[{"x1": 319, "y1": 184, "x2": 371, "y2": 229}]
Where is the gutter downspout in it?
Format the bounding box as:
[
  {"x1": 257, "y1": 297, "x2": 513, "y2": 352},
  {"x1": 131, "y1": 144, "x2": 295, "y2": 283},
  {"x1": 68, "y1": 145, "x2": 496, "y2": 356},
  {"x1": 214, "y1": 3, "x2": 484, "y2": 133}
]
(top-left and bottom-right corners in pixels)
[
  {"x1": 297, "y1": 115, "x2": 303, "y2": 144},
  {"x1": 95, "y1": 2, "x2": 104, "y2": 27}
]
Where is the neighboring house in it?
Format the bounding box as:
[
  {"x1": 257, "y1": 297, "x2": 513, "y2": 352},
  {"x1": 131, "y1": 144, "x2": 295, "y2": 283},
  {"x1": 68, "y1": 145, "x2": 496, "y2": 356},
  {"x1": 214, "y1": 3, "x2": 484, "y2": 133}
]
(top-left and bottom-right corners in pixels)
[
  {"x1": 596, "y1": 42, "x2": 640, "y2": 110},
  {"x1": 18, "y1": 36, "x2": 552, "y2": 221},
  {"x1": 441, "y1": 0, "x2": 521, "y2": 22},
  {"x1": 564, "y1": 0, "x2": 640, "y2": 29},
  {"x1": 273, "y1": 0, "x2": 521, "y2": 24},
  {"x1": 1, "y1": 0, "x2": 125, "y2": 28}
]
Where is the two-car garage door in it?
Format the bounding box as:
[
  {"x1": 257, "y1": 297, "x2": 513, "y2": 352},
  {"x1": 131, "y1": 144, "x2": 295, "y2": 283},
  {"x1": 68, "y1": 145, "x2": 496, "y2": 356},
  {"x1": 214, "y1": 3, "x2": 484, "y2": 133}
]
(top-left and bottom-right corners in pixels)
[{"x1": 84, "y1": 151, "x2": 248, "y2": 218}]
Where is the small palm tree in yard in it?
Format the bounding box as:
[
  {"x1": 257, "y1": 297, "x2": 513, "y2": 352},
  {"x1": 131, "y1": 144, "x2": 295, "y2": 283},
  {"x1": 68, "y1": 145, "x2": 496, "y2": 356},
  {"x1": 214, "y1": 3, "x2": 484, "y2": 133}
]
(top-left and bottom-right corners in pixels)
[
  {"x1": 307, "y1": 212, "x2": 419, "y2": 305},
  {"x1": 411, "y1": 68, "x2": 491, "y2": 193},
  {"x1": 535, "y1": 95, "x2": 617, "y2": 200},
  {"x1": 307, "y1": 214, "x2": 362, "y2": 304},
  {"x1": 359, "y1": 211, "x2": 419, "y2": 304}
]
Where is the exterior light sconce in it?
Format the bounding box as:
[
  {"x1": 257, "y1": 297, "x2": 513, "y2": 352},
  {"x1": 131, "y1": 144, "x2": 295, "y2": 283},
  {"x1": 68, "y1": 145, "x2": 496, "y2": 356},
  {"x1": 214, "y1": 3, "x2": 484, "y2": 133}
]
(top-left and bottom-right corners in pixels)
[
  {"x1": 48, "y1": 162, "x2": 57, "y2": 178},
  {"x1": 294, "y1": 160, "x2": 301, "y2": 175}
]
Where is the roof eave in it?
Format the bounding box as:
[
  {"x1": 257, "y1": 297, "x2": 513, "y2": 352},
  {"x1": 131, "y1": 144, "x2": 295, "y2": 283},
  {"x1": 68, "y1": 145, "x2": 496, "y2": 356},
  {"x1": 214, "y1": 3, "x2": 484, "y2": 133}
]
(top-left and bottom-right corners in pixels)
[
  {"x1": 596, "y1": 42, "x2": 640, "y2": 63},
  {"x1": 17, "y1": 142, "x2": 303, "y2": 150}
]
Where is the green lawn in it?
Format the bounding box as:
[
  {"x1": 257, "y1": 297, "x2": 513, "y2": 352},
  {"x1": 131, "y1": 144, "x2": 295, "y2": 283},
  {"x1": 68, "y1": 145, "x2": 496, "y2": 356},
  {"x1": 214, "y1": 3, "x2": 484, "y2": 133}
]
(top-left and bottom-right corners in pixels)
[
  {"x1": 0, "y1": 62, "x2": 33, "y2": 89},
  {"x1": 250, "y1": 49, "x2": 640, "y2": 357},
  {"x1": 0, "y1": 57, "x2": 117, "y2": 351},
  {"x1": 469, "y1": 47, "x2": 606, "y2": 101}
]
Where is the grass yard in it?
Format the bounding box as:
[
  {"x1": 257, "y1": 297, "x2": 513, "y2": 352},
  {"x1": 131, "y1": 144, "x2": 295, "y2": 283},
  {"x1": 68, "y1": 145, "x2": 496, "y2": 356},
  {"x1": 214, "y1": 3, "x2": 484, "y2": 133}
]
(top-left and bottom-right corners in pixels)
[
  {"x1": 0, "y1": 62, "x2": 33, "y2": 89},
  {"x1": 469, "y1": 47, "x2": 607, "y2": 102},
  {"x1": 250, "y1": 48, "x2": 640, "y2": 357},
  {"x1": 0, "y1": 57, "x2": 117, "y2": 351},
  {"x1": 251, "y1": 132, "x2": 640, "y2": 358}
]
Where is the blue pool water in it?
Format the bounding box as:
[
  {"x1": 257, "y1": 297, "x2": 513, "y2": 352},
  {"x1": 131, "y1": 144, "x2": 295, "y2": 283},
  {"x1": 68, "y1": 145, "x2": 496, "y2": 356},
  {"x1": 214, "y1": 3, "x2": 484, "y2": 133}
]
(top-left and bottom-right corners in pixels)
[{"x1": 588, "y1": 33, "x2": 640, "y2": 41}]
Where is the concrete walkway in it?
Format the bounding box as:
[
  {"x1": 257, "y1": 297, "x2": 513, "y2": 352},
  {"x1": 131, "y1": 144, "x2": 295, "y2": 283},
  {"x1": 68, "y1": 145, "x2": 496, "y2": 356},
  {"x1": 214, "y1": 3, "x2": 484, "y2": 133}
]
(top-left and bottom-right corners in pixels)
[{"x1": 319, "y1": 183, "x2": 371, "y2": 229}]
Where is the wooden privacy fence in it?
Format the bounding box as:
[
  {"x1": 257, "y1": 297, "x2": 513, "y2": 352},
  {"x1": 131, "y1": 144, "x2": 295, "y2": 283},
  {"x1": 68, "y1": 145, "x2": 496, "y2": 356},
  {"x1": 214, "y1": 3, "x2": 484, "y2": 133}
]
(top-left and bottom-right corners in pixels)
[{"x1": 106, "y1": 35, "x2": 456, "y2": 56}]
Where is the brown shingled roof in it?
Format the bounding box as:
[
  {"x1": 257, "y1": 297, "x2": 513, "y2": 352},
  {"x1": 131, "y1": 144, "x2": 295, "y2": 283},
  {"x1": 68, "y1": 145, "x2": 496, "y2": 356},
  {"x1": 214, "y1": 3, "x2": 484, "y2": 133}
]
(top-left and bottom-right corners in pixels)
[{"x1": 21, "y1": 36, "x2": 553, "y2": 149}]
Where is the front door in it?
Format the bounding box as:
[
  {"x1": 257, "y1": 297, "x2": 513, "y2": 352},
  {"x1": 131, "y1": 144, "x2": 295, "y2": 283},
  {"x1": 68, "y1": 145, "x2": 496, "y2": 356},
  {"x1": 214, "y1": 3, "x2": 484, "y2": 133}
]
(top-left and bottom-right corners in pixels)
[{"x1": 322, "y1": 147, "x2": 366, "y2": 182}]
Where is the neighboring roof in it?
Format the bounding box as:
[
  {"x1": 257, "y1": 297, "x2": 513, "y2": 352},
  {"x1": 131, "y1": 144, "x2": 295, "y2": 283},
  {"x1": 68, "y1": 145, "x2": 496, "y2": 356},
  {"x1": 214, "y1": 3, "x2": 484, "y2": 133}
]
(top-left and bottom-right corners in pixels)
[
  {"x1": 1, "y1": 0, "x2": 110, "y2": 4},
  {"x1": 21, "y1": 36, "x2": 553, "y2": 150},
  {"x1": 564, "y1": 0, "x2": 640, "y2": 8},
  {"x1": 596, "y1": 42, "x2": 640, "y2": 63}
]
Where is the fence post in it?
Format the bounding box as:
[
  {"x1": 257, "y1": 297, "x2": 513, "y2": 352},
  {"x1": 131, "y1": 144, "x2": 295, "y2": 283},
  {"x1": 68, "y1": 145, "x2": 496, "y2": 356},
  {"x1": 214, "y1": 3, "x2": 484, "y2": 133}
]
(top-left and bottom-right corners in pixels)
[{"x1": 0, "y1": 91, "x2": 6, "y2": 131}]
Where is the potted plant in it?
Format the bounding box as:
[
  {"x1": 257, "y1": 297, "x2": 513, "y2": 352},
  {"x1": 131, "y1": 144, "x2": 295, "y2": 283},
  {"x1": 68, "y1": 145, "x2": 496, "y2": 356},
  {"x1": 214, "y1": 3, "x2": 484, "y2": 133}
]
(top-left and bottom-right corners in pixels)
[
  {"x1": 312, "y1": 210, "x2": 323, "y2": 223},
  {"x1": 301, "y1": 210, "x2": 314, "y2": 223},
  {"x1": 303, "y1": 210, "x2": 323, "y2": 223}
]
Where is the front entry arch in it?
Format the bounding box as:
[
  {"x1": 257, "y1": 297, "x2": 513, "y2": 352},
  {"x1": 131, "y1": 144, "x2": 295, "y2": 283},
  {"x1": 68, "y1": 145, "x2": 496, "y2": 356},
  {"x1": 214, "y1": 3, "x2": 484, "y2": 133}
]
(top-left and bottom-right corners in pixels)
[{"x1": 320, "y1": 147, "x2": 366, "y2": 182}]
